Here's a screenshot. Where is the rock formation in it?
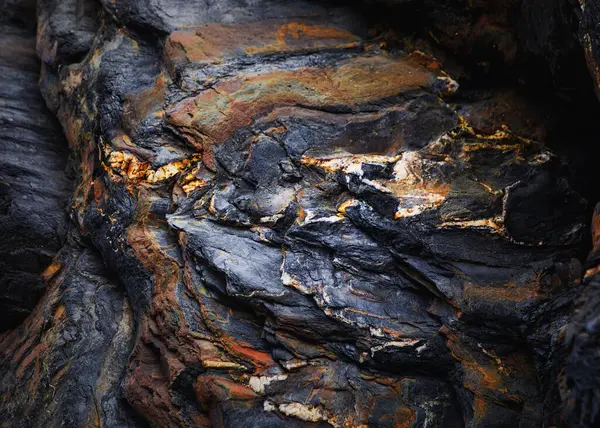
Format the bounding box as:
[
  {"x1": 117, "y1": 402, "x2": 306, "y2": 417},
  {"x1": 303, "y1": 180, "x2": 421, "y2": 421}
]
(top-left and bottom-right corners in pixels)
[
  {"x1": 0, "y1": 0, "x2": 71, "y2": 330},
  {"x1": 1, "y1": 0, "x2": 600, "y2": 427}
]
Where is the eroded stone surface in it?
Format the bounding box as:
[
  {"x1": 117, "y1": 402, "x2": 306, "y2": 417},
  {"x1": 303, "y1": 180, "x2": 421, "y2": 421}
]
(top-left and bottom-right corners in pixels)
[
  {"x1": 0, "y1": 240, "x2": 142, "y2": 427},
  {"x1": 0, "y1": 2, "x2": 72, "y2": 330},
  {"x1": 564, "y1": 203, "x2": 600, "y2": 428},
  {"x1": 0, "y1": 0, "x2": 597, "y2": 427}
]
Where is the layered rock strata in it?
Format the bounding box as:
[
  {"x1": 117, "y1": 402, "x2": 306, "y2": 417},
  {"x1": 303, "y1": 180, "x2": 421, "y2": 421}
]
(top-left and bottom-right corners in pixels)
[
  {"x1": 0, "y1": 1, "x2": 72, "y2": 330},
  {"x1": 1, "y1": 1, "x2": 598, "y2": 427}
]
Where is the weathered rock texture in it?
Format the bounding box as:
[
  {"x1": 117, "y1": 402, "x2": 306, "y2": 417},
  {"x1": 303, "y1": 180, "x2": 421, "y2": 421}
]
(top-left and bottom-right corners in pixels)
[
  {"x1": 564, "y1": 203, "x2": 600, "y2": 428},
  {"x1": 0, "y1": 0, "x2": 71, "y2": 329},
  {"x1": 1, "y1": 0, "x2": 600, "y2": 427}
]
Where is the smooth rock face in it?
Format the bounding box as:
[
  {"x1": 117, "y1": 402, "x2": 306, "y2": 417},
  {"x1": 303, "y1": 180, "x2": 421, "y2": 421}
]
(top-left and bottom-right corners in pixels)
[{"x1": 0, "y1": 0, "x2": 598, "y2": 427}]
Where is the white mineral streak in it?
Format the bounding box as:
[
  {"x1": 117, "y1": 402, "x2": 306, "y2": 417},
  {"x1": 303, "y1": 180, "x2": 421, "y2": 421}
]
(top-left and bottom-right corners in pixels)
[
  {"x1": 300, "y1": 153, "x2": 399, "y2": 175},
  {"x1": 281, "y1": 359, "x2": 308, "y2": 370},
  {"x1": 259, "y1": 213, "x2": 285, "y2": 223},
  {"x1": 263, "y1": 400, "x2": 277, "y2": 412},
  {"x1": 264, "y1": 400, "x2": 333, "y2": 424},
  {"x1": 392, "y1": 151, "x2": 448, "y2": 218},
  {"x1": 370, "y1": 339, "x2": 422, "y2": 357},
  {"x1": 392, "y1": 151, "x2": 420, "y2": 181},
  {"x1": 439, "y1": 218, "x2": 503, "y2": 232},
  {"x1": 369, "y1": 327, "x2": 385, "y2": 337},
  {"x1": 394, "y1": 192, "x2": 447, "y2": 218},
  {"x1": 344, "y1": 158, "x2": 365, "y2": 178},
  {"x1": 278, "y1": 402, "x2": 329, "y2": 422},
  {"x1": 248, "y1": 374, "x2": 288, "y2": 394},
  {"x1": 301, "y1": 210, "x2": 344, "y2": 225},
  {"x1": 302, "y1": 152, "x2": 449, "y2": 219},
  {"x1": 281, "y1": 268, "x2": 312, "y2": 295}
]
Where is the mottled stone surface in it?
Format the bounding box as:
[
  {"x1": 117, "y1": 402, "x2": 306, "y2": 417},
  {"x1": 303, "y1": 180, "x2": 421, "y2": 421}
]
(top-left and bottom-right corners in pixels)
[{"x1": 1, "y1": 0, "x2": 599, "y2": 427}]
